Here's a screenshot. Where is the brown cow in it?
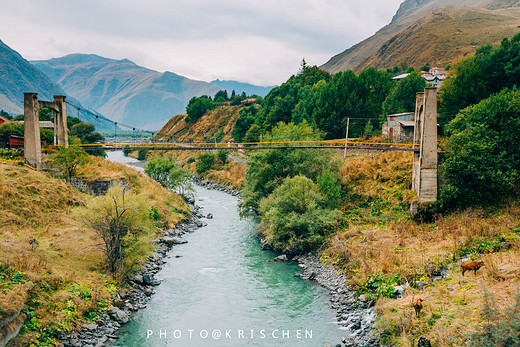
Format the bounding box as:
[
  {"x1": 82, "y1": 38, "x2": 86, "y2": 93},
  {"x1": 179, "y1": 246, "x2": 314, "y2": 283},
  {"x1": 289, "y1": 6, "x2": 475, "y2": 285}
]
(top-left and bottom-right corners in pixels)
[
  {"x1": 413, "y1": 298, "x2": 423, "y2": 317},
  {"x1": 461, "y1": 261, "x2": 484, "y2": 276}
]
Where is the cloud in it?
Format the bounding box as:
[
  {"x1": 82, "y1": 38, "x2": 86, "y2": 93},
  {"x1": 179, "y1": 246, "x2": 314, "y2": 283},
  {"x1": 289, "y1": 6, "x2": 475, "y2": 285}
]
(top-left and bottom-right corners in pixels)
[{"x1": 0, "y1": 0, "x2": 403, "y2": 85}]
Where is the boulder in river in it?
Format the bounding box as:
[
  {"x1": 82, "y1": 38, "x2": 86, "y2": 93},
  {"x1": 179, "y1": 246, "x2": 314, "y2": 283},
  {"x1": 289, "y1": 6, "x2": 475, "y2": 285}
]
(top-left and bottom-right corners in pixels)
[{"x1": 107, "y1": 307, "x2": 129, "y2": 324}]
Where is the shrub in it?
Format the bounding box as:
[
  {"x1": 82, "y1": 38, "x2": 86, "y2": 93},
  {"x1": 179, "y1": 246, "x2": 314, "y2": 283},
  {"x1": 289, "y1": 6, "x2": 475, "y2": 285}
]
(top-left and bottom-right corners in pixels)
[
  {"x1": 241, "y1": 121, "x2": 335, "y2": 213},
  {"x1": 137, "y1": 149, "x2": 148, "y2": 160},
  {"x1": 216, "y1": 149, "x2": 229, "y2": 163},
  {"x1": 196, "y1": 152, "x2": 216, "y2": 175},
  {"x1": 49, "y1": 146, "x2": 90, "y2": 182},
  {"x1": 77, "y1": 184, "x2": 155, "y2": 278},
  {"x1": 258, "y1": 175, "x2": 341, "y2": 253},
  {"x1": 145, "y1": 157, "x2": 175, "y2": 187},
  {"x1": 469, "y1": 289, "x2": 520, "y2": 346},
  {"x1": 440, "y1": 89, "x2": 520, "y2": 208}
]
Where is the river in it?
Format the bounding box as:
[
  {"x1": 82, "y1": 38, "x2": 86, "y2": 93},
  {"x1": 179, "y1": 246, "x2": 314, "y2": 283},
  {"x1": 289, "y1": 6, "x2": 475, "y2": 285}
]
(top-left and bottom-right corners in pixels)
[{"x1": 106, "y1": 151, "x2": 346, "y2": 346}]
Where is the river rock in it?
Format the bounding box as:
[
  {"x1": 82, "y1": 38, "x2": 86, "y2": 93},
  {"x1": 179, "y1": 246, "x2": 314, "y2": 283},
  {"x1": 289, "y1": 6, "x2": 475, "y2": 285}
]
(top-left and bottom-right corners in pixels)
[
  {"x1": 170, "y1": 237, "x2": 188, "y2": 244},
  {"x1": 271, "y1": 254, "x2": 288, "y2": 262},
  {"x1": 107, "y1": 307, "x2": 129, "y2": 324},
  {"x1": 82, "y1": 323, "x2": 98, "y2": 331}
]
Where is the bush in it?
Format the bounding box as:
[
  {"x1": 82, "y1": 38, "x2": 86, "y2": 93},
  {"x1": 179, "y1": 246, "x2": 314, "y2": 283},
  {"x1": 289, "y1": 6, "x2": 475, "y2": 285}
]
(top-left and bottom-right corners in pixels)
[
  {"x1": 469, "y1": 289, "x2": 520, "y2": 346},
  {"x1": 49, "y1": 146, "x2": 90, "y2": 182},
  {"x1": 258, "y1": 175, "x2": 341, "y2": 253},
  {"x1": 145, "y1": 157, "x2": 175, "y2": 187},
  {"x1": 77, "y1": 184, "x2": 155, "y2": 277},
  {"x1": 145, "y1": 157, "x2": 193, "y2": 197},
  {"x1": 196, "y1": 152, "x2": 216, "y2": 175},
  {"x1": 216, "y1": 149, "x2": 229, "y2": 163},
  {"x1": 440, "y1": 89, "x2": 520, "y2": 208},
  {"x1": 241, "y1": 121, "x2": 335, "y2": 213},
  {"x1": 137, "y1": 149, "x2": 148, "y2": 160}
]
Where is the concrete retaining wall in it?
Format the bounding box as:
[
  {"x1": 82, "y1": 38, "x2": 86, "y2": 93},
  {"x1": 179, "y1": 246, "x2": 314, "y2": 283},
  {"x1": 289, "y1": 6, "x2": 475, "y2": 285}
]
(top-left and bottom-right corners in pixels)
[{"x1": 70, "y1": 177, "x2": 130, "y2": 196}]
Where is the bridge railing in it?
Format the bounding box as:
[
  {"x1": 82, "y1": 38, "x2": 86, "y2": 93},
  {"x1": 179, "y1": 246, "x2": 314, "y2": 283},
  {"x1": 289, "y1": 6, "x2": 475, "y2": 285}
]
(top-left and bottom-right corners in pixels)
[{"x1": 49, "y1": 139, "x2": 419, "y2": 152}]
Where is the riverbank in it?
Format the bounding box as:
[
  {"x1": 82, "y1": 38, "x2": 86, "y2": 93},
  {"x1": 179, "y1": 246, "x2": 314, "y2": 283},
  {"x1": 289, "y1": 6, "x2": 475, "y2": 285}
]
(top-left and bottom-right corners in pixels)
[
  {"x1": 186, "y1": 177, "x2": 379, "y2": 347},
  {"x1": 58, "y1": 202, "x2": 208, "y2": 347}
]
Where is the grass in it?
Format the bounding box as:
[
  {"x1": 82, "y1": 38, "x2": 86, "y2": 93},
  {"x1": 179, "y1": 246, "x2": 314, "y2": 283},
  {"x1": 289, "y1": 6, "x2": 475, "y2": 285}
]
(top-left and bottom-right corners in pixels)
[
  {"x1": 320, "y1": 151, "x2": 520, "y2": 345},
  {"x1": 0, "y1": 155, "x2": 190, "y2": 345}
]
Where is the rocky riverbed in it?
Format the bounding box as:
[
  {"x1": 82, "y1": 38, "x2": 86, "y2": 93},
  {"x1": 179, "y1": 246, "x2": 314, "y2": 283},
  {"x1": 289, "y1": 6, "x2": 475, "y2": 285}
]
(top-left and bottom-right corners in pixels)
[
  {"x1": 58, "y1": 202, "x2": 209, "y2": 347},
  {"x1": 296, "y1": 255, "x2": 379, "y2": 347},
  {"x1": 59, "y1": 178, "x2": 379, "y2": 347}
]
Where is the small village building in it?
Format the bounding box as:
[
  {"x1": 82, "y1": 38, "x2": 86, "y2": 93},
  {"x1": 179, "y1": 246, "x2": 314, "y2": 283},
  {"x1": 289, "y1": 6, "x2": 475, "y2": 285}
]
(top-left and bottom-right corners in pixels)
[
  {"x1": 382, "y1": 112, "x2": 415, "y2": 143},
  {"x1": 0, "y1": 116, "x2": 10, "y2": 124}
]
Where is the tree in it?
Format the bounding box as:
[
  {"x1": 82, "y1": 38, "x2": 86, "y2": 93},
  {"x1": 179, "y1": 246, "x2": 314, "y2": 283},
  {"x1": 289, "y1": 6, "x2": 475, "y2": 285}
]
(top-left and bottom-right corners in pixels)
[
  {"x1": 259, "y1": 175, "x2": 341, "y2": 253},
  {"x1": 240, "y1": 121, "x2": 335, "y2": 213},
  {"x1": 244, "y1": 124, "x2": 262, "y2": 144},
  {"x1": 440, "y1": 89, "x2": 520, "y2": 208},
  {"x1": 50, "y1": 146, "x2": 90, "y2": 182},
  {"x1": 439, "y1": 33, "x2": 520, "y2": 128},
  {"x1": 381, "y1": 72, "x2": 426, "y2": 116},
  {"x1": 144, "y1": 157, "x2": 175, "y2": 187},
  {"x1": 78, "y1": 184, "x2": 155, "y2": 276},
  {"x1": 186, "y1": 96, "x2": 214, "y2": 122},
  {"x1": 232, "y1": 106, "x2": 257, "y2": 142},
  {"x1": 145, "y1": 157, "x2": 193, "y2": 197},
  {"x1": 196, "y1": 152, "x2": 216, "y2": 175},
  {"x1": 214, "y1": 90, "x2": 229, "y2": 102},
  {"x1": 70, "y1": 121, "x2": 105, "y2": 157}
]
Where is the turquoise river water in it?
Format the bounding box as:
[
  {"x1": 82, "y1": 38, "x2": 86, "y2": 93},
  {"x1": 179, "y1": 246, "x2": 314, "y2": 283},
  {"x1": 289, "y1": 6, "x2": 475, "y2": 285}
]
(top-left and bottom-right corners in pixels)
[{"x1": 107, "y1": 151, "x2": 345, "y2": 347}]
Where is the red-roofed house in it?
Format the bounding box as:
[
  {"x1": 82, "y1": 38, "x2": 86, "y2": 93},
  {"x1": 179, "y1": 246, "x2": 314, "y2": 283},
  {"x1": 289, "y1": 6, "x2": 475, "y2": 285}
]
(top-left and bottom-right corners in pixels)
[{"x1": 0, "y1": 116, "x2": 10, "y2": 124}]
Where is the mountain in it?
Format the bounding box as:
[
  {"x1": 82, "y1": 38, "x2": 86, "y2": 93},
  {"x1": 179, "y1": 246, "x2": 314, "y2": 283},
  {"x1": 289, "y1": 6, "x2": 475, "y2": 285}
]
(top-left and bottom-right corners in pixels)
[
  {"x1": 355, "y1": 6, "x2": 520, "y2": 72},
  {"x1": 32, "y1": 54, "x2": 223, "y2": 130},
  {"x1": 321, "y1": 0, "x2": 520, "y2": 73},
  {"x1": 0, "y1": 39, "x2": 67, "y2": 115},
  {"x1": 0, "y1": 40, "x2": 115, "y2": 131},
  {"x1": 210, "y1": 79, "x2": 276, "y2": 98}
]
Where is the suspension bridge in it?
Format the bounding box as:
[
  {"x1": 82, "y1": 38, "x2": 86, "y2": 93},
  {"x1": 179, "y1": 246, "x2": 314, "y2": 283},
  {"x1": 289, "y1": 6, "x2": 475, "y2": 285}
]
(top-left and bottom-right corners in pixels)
[
  {"x1": 76, "y1": 140, "x2": 418, "y2": 152},
  {"x1": 18, "y1": 87, "x2": 439, "y2": 202}
]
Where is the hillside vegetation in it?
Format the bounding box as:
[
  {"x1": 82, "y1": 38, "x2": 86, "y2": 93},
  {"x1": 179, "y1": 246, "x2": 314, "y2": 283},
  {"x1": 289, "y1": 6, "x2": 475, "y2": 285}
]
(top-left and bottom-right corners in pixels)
[{"x1": 0, "y1": 157, "x2": 188, "y2": 345}]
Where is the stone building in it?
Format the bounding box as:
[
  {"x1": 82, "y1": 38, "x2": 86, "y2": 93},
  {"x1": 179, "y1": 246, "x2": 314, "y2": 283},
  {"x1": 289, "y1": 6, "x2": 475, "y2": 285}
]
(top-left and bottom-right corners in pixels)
[{"x1": 382, "y1": 112, "x2": 415, "y2": 143}]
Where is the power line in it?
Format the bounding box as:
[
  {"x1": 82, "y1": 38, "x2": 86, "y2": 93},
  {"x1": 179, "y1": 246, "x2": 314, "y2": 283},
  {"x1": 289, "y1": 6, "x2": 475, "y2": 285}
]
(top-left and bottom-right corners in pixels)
[{"x1": 65, "y1": 101, "x2": 154, "y2": 135}]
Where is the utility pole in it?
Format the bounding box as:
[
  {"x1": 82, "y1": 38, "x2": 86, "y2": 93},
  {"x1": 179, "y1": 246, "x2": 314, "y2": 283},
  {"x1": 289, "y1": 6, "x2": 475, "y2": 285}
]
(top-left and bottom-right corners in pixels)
[{"x1": 343, "y1": 117, "x2": 350, "y2": 158}]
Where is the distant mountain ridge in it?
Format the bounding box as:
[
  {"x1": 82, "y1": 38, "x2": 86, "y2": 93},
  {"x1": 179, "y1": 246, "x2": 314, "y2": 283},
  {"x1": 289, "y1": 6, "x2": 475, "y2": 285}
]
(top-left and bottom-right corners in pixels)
[
  {"x1": 0, "y1": 40, "x2": 115, "y2": 131},
  {"x1": 210, "y1": 79, "x2": 276, "y2": 97},
  {"x1": 321, "y1": 0, "x2": 520, "y2": 73},
  {"x1": 32, "y1": 54, "x2": 223, "y2": 130}
]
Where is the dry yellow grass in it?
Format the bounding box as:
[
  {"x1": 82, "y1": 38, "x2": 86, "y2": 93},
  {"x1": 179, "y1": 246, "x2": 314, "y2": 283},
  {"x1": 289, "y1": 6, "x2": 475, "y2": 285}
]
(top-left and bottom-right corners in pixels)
[
  {"x1": 154, "y1": 106, "x2": 243, "y2": 143},
  {"x1": 322, "y1": 151, "x2": 520, "y2": 345},
  {"x1": 0, "y1": 155, "x2": 189, "y2": 344}
]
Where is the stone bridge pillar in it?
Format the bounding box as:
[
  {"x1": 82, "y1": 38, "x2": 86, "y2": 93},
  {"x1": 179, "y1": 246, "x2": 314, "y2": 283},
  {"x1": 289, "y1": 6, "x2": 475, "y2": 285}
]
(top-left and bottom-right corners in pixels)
[
  {"x1": 412, "y1": 87, "x2": 438, "y2": 202},
  {"x1": 23, "y1": 93, "x2": 68, "y2": 168},
  {"x1": 53, "y1": 96, "x2": 68, "y2": 146},
  {"x1": 24, "y1": 93, "x2": 42, "y2": 168}
]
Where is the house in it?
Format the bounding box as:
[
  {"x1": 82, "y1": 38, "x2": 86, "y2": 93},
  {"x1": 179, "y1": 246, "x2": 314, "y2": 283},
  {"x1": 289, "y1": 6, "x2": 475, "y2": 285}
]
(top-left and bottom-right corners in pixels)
[
  {"x1": 0, "y1": 116, "x2": 10, "y2": 124},
  {"x1": 240, "y1": 98, "x2": 257, "y2": 105},
  {"x1": 382, "y1": 112, "x2": 415, "y2": 143},
  {"x1": 392, "y1": 67, "x2": 448, "y2": 88}
]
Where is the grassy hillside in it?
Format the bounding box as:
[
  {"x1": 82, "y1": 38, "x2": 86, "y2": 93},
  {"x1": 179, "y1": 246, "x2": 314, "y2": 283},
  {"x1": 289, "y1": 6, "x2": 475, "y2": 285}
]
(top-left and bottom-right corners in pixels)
[
  {"x1": 155, "y1": 106, "x2": 242, "y2": 143},
  {"x1": 355, "y1": 6, "x2": 520, "y2": 72},
  {"x1": 0, "y1": 157, "x2": 188, "y2": 345}
]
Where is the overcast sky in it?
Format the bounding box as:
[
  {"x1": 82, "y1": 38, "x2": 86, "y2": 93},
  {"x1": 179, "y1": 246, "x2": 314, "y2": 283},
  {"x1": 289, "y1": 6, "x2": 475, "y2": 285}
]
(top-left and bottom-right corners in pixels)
[{"x1": 1, "y1": 1, "x2": 403, "y2": 86}]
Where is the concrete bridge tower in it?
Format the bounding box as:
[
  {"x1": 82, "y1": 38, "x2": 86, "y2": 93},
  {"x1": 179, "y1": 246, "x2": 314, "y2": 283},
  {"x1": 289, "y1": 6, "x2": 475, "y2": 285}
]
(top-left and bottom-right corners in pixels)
[
  {"x1": 23, "y1": 93, "x2": 68, "y2": 168},
  {"x1": 412, "y1": 87, "x2": 438, "y2": 202}
]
